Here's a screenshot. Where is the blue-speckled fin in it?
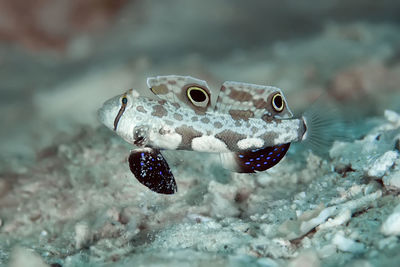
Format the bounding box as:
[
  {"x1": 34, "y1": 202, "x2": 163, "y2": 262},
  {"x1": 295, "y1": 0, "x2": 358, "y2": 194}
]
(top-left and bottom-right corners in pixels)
[
  {"x1": 220, "y1": 143, "x2": 290, "y2": 173},
  {"x1": 128, "y1": 148, "x2": 177, "y2": 194}
]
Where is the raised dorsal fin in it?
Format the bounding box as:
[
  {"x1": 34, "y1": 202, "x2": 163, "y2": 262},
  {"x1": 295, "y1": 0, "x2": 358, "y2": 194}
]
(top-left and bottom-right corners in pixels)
[
  {"x1": 215, "y1": 81, "x2": 293, "y2": 120},
  {"x1": 147, "y1": 75, "x2": 214, "y2": 114}
]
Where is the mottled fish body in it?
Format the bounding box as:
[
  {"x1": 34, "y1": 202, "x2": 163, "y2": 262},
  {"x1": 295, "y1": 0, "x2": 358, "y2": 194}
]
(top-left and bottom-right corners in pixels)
[
  {"x1": 98, "y1": 75, "x2": 321, "y2": 194},
  {"x1": 101, "y1": 93, "x2": 305, "y2": 153}
]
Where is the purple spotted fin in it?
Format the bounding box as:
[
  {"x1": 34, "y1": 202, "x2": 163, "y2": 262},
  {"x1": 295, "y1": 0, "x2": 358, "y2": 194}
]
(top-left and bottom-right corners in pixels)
[
  {"x1": 128, "y1": 148, "x2": 177, "y2": 194},
  {"x1": 220, "y1": 143, "x2": 290, "y2": 173}
]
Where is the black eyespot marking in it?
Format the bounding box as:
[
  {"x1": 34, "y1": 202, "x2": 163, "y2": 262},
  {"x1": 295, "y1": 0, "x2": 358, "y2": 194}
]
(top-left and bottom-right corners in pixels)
[
  {"x1": 272, "y1": 93, "x2": 284, "y2": 112},
  {"x1": 122, "y1": 97, "x2": 128, "y2": 105},
  {"x1": 187, "y1": 86, "x2": 209, "y2": 108},
  {"x1": 273, "y1": 95, "x2": 282, "y2": 107},
  {"x1": 189, "y1": 89, "x2": 207, "y2": 102}
]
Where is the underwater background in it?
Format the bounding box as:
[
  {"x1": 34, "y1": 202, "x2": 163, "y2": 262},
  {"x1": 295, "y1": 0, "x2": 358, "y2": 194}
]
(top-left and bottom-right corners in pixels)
[{"x1": 1, "y1": 0, "x2": 400, "y2": 266}]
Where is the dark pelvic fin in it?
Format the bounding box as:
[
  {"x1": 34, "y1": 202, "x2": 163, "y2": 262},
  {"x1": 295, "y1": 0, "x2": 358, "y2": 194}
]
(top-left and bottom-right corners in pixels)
[
  {"x1": 128, "y1": 148, "x2": 177, "y2": 194},
  {"x1": 228, "y1": 143, "x2": 290, "y2": 173}
]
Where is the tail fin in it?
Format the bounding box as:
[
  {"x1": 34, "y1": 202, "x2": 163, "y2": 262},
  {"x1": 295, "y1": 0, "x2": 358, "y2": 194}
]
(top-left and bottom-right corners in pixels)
[{"x1": 301, "y1": 98, "x2": 350, "y2": 155}]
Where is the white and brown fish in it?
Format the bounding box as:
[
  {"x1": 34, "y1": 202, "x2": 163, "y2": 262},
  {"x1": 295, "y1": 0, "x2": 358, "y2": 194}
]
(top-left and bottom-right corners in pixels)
[{"x1": 98, "y1": 75, "x2": 338, "y2": 194}]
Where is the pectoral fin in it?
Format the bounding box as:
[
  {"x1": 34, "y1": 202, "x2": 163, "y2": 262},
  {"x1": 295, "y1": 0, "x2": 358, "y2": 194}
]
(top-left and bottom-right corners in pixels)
[
  {"x1": 128, "y1": 148, "x2": 177, "y2": 194},
  {"x1": 220, "y1": 143, "x2": 290, "y2": 173}
]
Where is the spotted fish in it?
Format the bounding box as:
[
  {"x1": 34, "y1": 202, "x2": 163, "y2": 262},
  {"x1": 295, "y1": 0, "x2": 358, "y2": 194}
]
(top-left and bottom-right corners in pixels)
[{"x1": 98, "y1": 75, "x2": 332, "y2": 194}]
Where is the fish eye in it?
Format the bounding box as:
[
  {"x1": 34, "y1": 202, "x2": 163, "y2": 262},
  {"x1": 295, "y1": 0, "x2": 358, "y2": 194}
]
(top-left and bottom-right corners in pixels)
[
  {"x1": 272, "y1": 93, "x2": 284, "y2": 112},
  {"x1": 115, "y1": 96, "x2": 128, "y2": 131},
  {"x1": 187, "y1": 86, "x2": 209, "y2": 107}
]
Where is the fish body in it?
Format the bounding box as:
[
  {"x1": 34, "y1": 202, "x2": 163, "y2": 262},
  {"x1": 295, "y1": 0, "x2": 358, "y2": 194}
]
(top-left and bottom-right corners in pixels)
[
  {"x1": 100, "y1": 91, "x2": 305, "y2": 153},
  {"x1": 98, "y1": 75, "x2": 312, "y2": 194}
]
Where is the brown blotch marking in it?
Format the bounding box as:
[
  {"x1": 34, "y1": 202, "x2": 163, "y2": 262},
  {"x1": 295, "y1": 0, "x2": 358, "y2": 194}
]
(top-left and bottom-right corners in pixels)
[
  {"x1": 221, "y1": 86, "x2": 226, "y2": 92},
  {"x1": 158, "y1": 99, "x2": 167, "y2": 105},
  {"x1": 228, "y1": 88, "x2": 253, "y2": 102},
  {"x1": 168, "y1": 80, "x2": 177, "y2": 85},
  {"x1": 260, "y1": 132, "x2": 279, "y2": 145},
  {"x1": 214, "y1": 121, "x2": 223, "y2": 128},
  {"x1": 215, "y1": 130, "x2": 247, "y2": 151},
  {"x1": 151, "y1": 84, "x2": 169, "y2": 95},
  {"x1": 251, "y1": 127, "x2": 259, "y2": 134},
  {"x1": 151, "y1": 105, "x2": 167, "y2": 118},
  {"x1": 262, "y1": 114, "x2": 273, "y2": 122},
  {"x1": 229, "y1": 109, "x2": 254, "y2": 121},
  {"x1": 262, "y1": 114, "x2": 282, "y2": 123},
  {"x1": 255, "y1": 89, "x2": 264, "y2": 95},
  {"x1": 173, "y1": 113, "x2": 183, "y2": 121},
  {"x1": 175, "y1": 125, "x2": 203, "y2": 150},
  {"x1": 192, "y1": 116, "x2": 198, "y2": 122},
  {"x1": 253, "y1": 98, "x2": 269, "y2": 109},
  {"x1": 136, "y1": 106, "x2": 147, "y2": 113},
  {"x1": 171, "y1": 103, "x2": 180, "y2": 109},
  {"x1": 200, "y1": 117, "x2": 210, "y2": 124}
]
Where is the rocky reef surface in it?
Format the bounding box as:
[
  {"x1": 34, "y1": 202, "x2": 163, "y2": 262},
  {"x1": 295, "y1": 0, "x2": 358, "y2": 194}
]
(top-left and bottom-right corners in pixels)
[
  {"x1": 1, "y1": 107, "x2": 400, "y2": 267},
  {"x1": 1, "y1": 1, "x2": 400, "y2": 266}
]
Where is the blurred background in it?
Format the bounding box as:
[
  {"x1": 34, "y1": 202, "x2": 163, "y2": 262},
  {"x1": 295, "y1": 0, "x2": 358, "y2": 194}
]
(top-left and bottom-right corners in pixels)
[{"x1": 1, "y1": 0, "x2": 400, "y2": 171}]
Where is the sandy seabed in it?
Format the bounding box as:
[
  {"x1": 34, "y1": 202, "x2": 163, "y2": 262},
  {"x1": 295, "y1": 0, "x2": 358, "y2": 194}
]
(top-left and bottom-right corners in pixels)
[{"x1": 1, "y1": 8, "x2": 400, "y2": 267}]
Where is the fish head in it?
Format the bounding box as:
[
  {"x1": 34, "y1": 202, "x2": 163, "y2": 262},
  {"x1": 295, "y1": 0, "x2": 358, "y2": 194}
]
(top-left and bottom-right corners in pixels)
[{"x1": 98, "y1": 89, "x2": 140, "y2": 141}]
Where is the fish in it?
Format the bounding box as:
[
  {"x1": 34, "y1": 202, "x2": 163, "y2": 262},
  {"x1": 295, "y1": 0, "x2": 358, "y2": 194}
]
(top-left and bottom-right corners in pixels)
[{"x1": 98, "y1": 75, "x2": 338, "y2": 194}]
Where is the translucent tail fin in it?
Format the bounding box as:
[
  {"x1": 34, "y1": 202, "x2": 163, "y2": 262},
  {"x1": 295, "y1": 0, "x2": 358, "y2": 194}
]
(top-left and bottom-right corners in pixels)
[{"x1": 301, "y1": 98, "x2": 351, "y2": 155}]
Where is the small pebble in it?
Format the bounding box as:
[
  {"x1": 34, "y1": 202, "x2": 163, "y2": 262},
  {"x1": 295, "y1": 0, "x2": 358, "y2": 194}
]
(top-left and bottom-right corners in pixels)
[{"x1": 381, "y1": 203, "x2": 400, "y2": 236}]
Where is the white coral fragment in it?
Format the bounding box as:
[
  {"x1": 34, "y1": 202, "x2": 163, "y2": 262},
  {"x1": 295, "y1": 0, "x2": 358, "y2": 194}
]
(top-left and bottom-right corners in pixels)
[
  {"x1": 384, "y1": 110, "x2": 400, "y2": 127},
  {"x1": 9, "y1": 247, "x2": 48, "y2": 267},
  {"x1": 381, "y1": 203, "x2": 400, "y2": 236},
  {"x1": 75, "y1": 222, "x2": 92, "y2": 249},
  {"x1": 383, "y1": 170, "x2": 400, "y2": 190},
  {"x1": 365, "y1": 151, "x2": 398, "y2": 178},
  {"x1": 279, "y1": 190, "x2": 382, "y2": 240},
  {"x1": 332, "y1": 231, "x2": 365, "y2": 253}
]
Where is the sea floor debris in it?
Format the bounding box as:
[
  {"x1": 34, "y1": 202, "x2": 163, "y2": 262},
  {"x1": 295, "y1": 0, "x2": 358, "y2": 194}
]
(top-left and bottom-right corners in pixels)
[
  {"x1": 1, "y1": 109, "x2": 400, "y2": 266},
  {"x1": 1, "y1": 7, "x2": 400, "y2": 265}
]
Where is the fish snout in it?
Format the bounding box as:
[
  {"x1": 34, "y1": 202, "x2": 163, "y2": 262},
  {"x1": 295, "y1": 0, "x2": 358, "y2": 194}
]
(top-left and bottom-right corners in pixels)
[{"x1": 98, "y1": 95, "x2": 120, "y2": 130}]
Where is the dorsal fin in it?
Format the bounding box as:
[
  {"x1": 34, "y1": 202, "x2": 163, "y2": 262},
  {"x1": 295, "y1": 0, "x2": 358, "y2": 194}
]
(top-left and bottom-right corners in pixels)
[
  {"x1": 215, "y1": 81, "x2": 292, "y2": 120},
  {"x1": 147, "y1": 75, "x2": 214, "y2": 114}
]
